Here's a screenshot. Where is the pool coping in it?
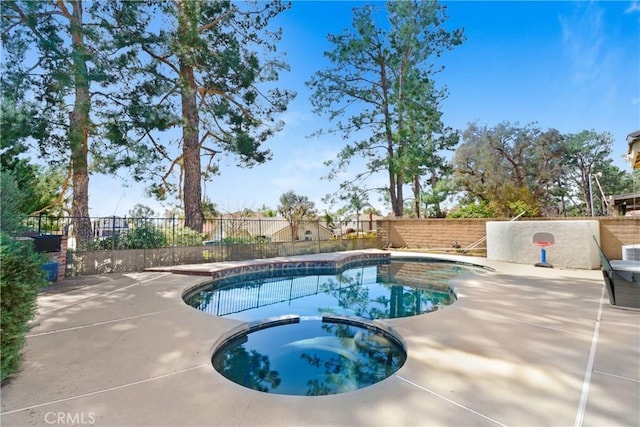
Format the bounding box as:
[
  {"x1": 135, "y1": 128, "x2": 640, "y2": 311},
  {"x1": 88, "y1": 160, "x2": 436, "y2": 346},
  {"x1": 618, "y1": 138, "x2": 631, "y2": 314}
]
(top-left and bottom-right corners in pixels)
[{"x1": 146, "y1": 248, "x2": 391, "y2": 278}]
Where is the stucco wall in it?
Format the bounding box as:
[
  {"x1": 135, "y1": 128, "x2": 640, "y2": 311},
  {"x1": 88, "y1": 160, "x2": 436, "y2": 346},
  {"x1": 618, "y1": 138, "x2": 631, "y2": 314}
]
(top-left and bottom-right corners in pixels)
[{"x1": 486, "y1": 220, "x2": 600, "y2": 269}]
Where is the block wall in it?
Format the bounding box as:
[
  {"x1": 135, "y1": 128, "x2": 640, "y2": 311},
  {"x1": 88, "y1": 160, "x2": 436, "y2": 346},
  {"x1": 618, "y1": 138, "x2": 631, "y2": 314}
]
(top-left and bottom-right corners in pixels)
[
  {"x1": 377, "y1": 217, "x2": 639, "y2": 261},
  {"x1": 599, "y1": 218, "x2": 640, "y2": 259},
  {"x1": 376, "y1": 218, "x2": 488, "y2": 251}
]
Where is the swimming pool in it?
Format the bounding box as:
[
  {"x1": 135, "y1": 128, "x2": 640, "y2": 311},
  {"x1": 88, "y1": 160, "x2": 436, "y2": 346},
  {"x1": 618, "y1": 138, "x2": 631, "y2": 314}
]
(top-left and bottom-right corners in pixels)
[
  {"x1": 185, "y1": 258, "x2": 486, "y2": 322},
  {"x1": 184, "y1": 255, "x2": 488, "y2": 395}
]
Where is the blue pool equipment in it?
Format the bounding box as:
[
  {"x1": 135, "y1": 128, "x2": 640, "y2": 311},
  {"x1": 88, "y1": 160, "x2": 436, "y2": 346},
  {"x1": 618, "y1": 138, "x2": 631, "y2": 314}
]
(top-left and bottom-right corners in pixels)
[{"x1": 42, "y1": 260, "x2": 59, "y2": 281}]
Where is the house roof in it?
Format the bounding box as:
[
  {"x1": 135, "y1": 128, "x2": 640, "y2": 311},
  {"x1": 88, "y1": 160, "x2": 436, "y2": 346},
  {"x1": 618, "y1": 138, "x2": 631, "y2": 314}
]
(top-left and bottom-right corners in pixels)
[
  {"x1": 238, "y1": 218, "x2": 333, "y2": 237},
  {"x1": 627, "y1": 130, "x2": 640, "y2": 141},
  {"x1": 345, "y1": 213, "x2": 384, "y2": 222},
  {"x1": 254, "y1": 219, "x2": 290, "y2": 236},
  {"x1": 628, "y1": 130, "x2": 640, "y2": 169}
]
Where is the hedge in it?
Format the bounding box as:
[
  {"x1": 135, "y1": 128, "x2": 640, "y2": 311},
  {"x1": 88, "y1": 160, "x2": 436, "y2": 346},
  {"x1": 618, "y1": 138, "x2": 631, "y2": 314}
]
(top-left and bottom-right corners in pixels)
[{"x1": 0, "y1": 233, "x2": 47, "y2": 382}]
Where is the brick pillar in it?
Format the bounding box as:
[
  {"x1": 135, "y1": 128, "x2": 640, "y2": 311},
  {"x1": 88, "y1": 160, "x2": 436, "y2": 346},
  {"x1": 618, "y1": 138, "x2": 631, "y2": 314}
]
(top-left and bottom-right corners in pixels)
[{"x1": 52, "y1": 236, "x2": 67, "y2": 281}]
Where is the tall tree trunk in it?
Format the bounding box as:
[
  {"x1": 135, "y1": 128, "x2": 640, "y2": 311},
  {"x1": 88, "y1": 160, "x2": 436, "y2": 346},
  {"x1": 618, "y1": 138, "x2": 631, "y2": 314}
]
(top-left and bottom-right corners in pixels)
[
  {"x1": 380, "y1": 54, "x2": 403, "y2": 218},
  {"x1": 388, "y1": 169, "x2": 398, "y2": 217},
  {"x1": 180, "y1": 63, "x2": 204, "y2": 232},
  {"x1": 393, "y1": 45, "x2": 412, "y2": 218},
  {"x1": 430, "y1": 168, "x2": 443, "y2": 218},
  {"x1": 69, "y1": 0, "x2": 92, "y2": 247},
  {"x1": 581, "y1": 171, "x2": 592, "y2": 216},
  {"x1": 413, "y1": 176, "x2": 420, "y2": 218},
  {"x1": 394, "y1": 172, "x2": 404, "y2": 217},
  {"x1": 178, "y1": 1, "x2": 203, "y2": 232}
]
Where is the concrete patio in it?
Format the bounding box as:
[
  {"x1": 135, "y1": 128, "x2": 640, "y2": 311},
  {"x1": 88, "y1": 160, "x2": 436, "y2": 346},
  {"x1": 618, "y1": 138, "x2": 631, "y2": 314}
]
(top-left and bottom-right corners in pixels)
[{"x1": 1, "y1": 250, "x2": 638, "y2": 426}]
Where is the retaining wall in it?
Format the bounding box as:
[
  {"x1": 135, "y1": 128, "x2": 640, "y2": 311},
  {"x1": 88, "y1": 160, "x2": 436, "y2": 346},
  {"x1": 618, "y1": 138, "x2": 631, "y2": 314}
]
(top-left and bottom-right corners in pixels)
[
  {"x1": 376, "y1": 217, "x2": 639, "y2": 267},
  {"x1": 63, "y1": 217, "x2": 638, "y2": 276},
  {"x1": 376, "y1": 218, "x2": 488, "y2": 251},
  {"x1": 67, "y1": 238, "x2": 380, "y2": 276}
]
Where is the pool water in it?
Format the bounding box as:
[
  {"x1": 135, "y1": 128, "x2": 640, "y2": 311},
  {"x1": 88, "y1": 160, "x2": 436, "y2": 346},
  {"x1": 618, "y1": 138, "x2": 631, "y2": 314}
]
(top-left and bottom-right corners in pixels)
[
  {"x1": 186, "y1": 258, "x2": 487, "y2": 395},
  {"x1": 186, "y1": 260, "x2": 482, "y2": 322},
  {"x1": 212, "y1": 317, "x2": 406, "y2": 396}
]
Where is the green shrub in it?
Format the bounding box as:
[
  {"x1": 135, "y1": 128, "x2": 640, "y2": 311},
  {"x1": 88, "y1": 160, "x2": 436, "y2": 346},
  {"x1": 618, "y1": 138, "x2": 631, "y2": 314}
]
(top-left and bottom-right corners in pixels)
[
  {"x1": 506, "y1": 200, "x2": 539, "y2": 218},
  {"x1": 0, "y1": 172, "x2": 25, "y2": 235},
  {"x1": 0, "y1": 233, "x2": 47, "y2": 382},
  {"x1": 118, "y1": 225, "x2": 167, "y2": 249},
  {"x1": 447, "y1": 201, "x2": 496, "y2": 218},
  {"x1": 166, "y1": 227, "x2": 207, "y2": 247},
  {"x1": 88, "y1": 225, "x2": 205, "y2": 250},
  {"x1": 87, "y1": 235, "x2": 120, "y2": 250},
  {"x1": 88, "y1": 225, "x2": 167, "y2": 250},
  {"x1": 0, "y1": 171, "x2": 47, "y2": 382},
  {"x1": 216, "y1": 236, "x2": 267, "y2": 245}
]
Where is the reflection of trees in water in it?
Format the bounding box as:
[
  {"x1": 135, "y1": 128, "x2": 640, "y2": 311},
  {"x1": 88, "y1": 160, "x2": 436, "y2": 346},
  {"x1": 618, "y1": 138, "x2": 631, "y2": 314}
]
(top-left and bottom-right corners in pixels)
[
  {"x1": 319, "y1": 270, "x2": 383, "y2": 319},
  {"x1": 301, "y1": 322, "x2": 404, "y2": 396},
  {"x1": 214, "y1": 345, "x2": 281, "y2": 392},
  {"x1": 321, "y1": 272, "x2": 375, "y2": 318},
  {"x1": 188, "y1": 264, "x2": 456, "y2": 319},
  {"x1": 319, "y1": 268, "x2": 450, "y2": 319},
  {"x1": 391, "y1": 287, "x2": 434, "y2": 317}
]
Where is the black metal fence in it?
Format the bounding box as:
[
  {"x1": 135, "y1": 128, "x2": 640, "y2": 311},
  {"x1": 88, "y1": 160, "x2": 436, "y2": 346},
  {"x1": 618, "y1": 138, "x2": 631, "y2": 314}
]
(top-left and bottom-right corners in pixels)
[{"x1": 25, "y1": 215, "x2": 373, "y2": 251}]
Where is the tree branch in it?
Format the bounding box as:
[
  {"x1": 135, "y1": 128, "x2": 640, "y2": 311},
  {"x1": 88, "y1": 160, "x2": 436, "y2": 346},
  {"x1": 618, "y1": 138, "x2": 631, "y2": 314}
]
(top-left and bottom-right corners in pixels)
[
  {"x1": 198, "y1": 7, "x2": 236, "y2": 33},
  {"x1": 30, "y1": 165, "x2": 73, "y2": 216},
  {"x1": 141, "y1": 44, "x2": 180, "y2": 75},
  {"x1": 55, "y1": 0, "x2": 73, "y2": 20}
]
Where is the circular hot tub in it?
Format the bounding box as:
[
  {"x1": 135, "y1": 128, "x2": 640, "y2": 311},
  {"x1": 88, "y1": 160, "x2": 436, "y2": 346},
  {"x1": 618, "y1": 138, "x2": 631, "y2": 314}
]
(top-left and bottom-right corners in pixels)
[{"x1": 212, "y1": 316, "x2": 406, "y2": 396}]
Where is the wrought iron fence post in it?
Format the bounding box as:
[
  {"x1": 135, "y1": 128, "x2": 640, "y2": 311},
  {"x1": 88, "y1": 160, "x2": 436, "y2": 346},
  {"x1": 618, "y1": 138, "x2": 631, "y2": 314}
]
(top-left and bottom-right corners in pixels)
[
  {"x1": 259, "y1": 218, "x2": 263, "y2": 258},
  {"x1": 172, "y1": 216, "x2": 176, "y2": 247},
  {"x1": 112, "y1": 216, "x2": 116, "y2": 251},
  {"x1": 317, "y1": 220, "x2": 320, "y2": 254},
  {"x1": 38, "y1": 213, "x2": 43, "y2": 234}
]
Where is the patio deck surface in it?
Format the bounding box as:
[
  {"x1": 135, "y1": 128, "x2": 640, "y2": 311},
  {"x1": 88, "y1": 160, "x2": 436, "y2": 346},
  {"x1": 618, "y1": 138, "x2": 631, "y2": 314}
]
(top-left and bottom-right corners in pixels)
[{"x1": 1, "y1": 250, "x2": 638, "y2": 426}]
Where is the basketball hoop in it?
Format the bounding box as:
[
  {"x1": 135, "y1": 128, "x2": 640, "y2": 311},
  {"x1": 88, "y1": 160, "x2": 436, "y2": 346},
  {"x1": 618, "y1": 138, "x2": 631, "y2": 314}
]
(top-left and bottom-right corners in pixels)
[{"x1": 533, "y1": 232, "x2": 554, "y2": 268}]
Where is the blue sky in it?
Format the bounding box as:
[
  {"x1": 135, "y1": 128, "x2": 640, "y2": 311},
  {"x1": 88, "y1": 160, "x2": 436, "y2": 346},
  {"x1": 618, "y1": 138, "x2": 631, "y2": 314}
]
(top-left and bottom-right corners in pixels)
[{"x1": 89, "y1": 0, "x2": 640, "y2": 217}]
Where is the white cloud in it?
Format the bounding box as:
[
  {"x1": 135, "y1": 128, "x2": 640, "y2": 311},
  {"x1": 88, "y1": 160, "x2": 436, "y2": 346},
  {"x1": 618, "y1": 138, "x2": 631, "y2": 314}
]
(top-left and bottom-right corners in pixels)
[
  {"x1": 291, "y1": 147, "x2": 336, "y2": 170},
  {"x1": 625, "y1": 0, "x2": 640, "y2": 14},
  {"x1": 278, "y1": 109, "x2": 315, "y2": 128},
  {"x1": 559, "y1": 4, "x2": 605, "y2": 83},
  {"x1": 556, "y1": 2, "x2": 627, "y2": 115}
]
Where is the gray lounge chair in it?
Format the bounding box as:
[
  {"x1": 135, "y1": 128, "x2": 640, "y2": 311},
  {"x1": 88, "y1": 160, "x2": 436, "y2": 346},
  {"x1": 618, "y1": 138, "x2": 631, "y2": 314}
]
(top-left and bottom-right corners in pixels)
[{"x1": 593, "y1": 236, "x2": 640, "y2": 309}]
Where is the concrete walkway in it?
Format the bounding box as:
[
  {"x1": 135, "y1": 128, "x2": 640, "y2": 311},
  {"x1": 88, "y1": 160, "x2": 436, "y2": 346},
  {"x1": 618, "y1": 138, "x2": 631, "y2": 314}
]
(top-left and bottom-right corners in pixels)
[{"x1": 1, "y1": 250, "x2": 638, "y2": 426}]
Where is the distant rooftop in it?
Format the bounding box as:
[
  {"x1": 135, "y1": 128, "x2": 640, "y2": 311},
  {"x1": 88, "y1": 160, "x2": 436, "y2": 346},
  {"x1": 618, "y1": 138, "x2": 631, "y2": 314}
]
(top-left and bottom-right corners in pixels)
[{"x1": 628, "y1": 130, "x2": 640, "y2": 169}]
